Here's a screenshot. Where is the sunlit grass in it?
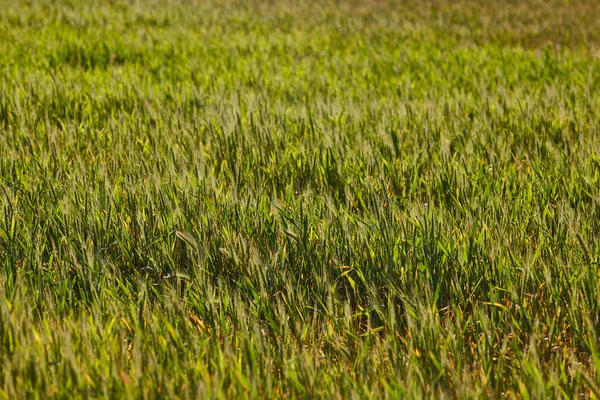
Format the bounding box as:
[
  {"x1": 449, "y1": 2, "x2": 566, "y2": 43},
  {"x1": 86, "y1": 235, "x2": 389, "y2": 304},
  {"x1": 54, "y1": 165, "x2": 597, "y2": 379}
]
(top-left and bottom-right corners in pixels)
[{"x1": 1, "y1": 0, "x2": 600, "y2": 398}]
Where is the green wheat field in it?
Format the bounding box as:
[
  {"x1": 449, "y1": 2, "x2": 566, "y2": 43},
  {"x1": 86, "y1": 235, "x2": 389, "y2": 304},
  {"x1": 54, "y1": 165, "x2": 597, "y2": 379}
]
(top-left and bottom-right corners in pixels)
[{"x1": 2, "y1": 0, "x2": 600, "y2": 398}]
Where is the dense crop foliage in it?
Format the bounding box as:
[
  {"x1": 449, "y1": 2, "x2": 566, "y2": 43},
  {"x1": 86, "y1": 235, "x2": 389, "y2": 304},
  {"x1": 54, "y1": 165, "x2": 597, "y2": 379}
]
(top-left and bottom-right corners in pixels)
[{"x1": 2, "y1": 0, "x2": 600, "y2": 397}]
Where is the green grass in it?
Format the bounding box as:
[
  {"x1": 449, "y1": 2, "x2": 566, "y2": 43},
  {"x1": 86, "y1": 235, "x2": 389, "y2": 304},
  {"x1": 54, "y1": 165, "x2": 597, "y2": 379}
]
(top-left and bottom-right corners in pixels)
[{"x1": 1, "y1": 0, "x2": 600, "y2": 397}]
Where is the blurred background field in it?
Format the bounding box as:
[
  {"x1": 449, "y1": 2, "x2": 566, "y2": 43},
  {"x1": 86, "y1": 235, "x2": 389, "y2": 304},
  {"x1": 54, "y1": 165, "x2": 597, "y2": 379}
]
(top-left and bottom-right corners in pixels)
[{"x1": 1, "y1": 0, "x2": 600, "y2": 398}]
